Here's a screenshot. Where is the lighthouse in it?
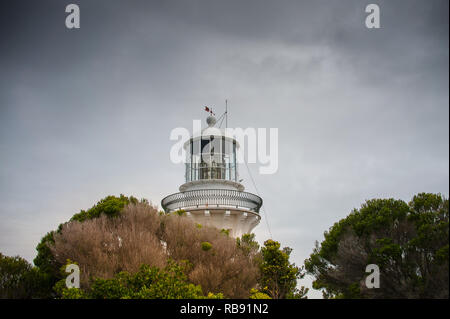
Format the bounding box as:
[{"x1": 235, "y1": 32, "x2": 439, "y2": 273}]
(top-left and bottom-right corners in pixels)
[{"x1": 161, "y1": 110, "x2": 262, "y2": 238}]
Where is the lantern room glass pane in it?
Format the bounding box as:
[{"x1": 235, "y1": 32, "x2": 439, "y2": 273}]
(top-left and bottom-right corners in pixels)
[
  {"x1": 201, "y1": 137, "x2": 210, "y2": 155},
  {"x1": 192, "y1": 139, "x2": 200, "y2": 155},
  {"x1": 185, "y1": 137, "x2": 239, "y2": 183},
  {"x1": 225, "y1": 139, "x2": 233, "y2": 156},
  {"x1": 210, "y1": 136, "x2": 221, "y2": 157}
]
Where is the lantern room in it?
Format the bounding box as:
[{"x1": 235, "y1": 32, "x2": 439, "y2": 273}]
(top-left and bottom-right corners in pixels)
[
  {"x1": 181, "y1": 115, "x2": 243, "y2": 192},
  {"x1": 161, "y1": 110, "x2": 262, "y2": 238}
]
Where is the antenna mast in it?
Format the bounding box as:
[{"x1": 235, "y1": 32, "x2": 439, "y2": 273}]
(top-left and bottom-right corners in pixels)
[{"x1": 225, "y1": 99, "x2": 228, "y2": 128}]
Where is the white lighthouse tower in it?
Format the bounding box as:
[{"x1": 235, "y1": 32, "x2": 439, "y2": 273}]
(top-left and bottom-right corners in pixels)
[{"x1": 161, "y1": 110, "x2": 262, "y2": 238}]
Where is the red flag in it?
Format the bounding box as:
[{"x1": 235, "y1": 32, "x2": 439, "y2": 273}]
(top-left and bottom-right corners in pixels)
[{"x1": 204, "y1": 106, "x2": 210, "y2": 113}]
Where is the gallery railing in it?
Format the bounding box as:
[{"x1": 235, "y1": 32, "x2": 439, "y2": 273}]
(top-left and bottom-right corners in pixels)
[{"x1": 161, "y1": 189, "x2": 262, "y2": 213}]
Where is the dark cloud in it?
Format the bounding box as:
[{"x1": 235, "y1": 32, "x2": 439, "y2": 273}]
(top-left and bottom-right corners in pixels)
[{"x1": 0, "y1": 0, "x2": 448, "y2": 298}]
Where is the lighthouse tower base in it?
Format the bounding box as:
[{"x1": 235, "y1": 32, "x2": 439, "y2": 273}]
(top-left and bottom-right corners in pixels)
[
  {"x1": 161, "y1": 188, "x2": 263, "y2": 238},
  {"x1": 184, "y1": 208, "x2": 260, "y2": 238}
]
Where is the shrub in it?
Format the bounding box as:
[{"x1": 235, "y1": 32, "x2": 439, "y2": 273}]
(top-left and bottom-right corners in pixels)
[
  {"x1": 55, "y1": 260, "x2": 205, "y2": 299},
  {"x1": 201, "y1": 242, "x2": 212, "y2": 251}
]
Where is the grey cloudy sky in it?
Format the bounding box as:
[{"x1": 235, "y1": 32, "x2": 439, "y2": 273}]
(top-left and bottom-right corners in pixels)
[{"x1": 0, "y1": 0, "x2": 448, "y2": 298}]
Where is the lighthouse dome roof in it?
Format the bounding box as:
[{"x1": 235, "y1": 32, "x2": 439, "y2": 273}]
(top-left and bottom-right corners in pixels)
[
  {"x1": 192, "y1": 115, "x2": 225, "y2": 138},
  {"x1": 201, "y1": 125, "x2": 223, "y2": 137},
  {"x1": 185, "y1": 115, "x2": 240, "y2": 148}
]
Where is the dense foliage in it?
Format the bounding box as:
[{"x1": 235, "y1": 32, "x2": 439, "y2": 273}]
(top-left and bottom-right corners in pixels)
[
  {"x1": 70, "y1": 195, "x2": 139, "y2": 222},
  {"x1": 49, "y1": 201, "x2": 260, "y2": 298},
  {"x1": 0, "y1": 253, "x2": 51, "y2": 298},
  {"x1": 259, "y1": 240, "x2": 308, "y2": 299},
  {"x1": 54, "y1": 260, "x2": 222, "y2": 299},
  {"x1": 305, "y1": 193, "x2": 449, "y2": 298}
]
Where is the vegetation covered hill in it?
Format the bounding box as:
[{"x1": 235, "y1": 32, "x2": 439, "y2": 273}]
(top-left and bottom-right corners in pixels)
[
  {"x1": 1, "y1": 192, "x2": 447, "y2": 299},
  {"x1": 1, "y1": 195, "x2": 305, "y2": 299}
]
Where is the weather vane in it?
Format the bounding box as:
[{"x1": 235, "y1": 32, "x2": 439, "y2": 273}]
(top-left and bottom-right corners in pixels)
[{"x1": 204, "y1": 106, "x2": 215, "y2": 116}]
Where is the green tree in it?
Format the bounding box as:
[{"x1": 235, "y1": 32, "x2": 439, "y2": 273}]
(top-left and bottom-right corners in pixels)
[
  {"x1": 0, "y1": 253, "x2": 32, "y2": 298},
  {"x1": 0, "y1": 253, "x2": 51, "y2": 298},
  {"x1": 259, "y1": 239, "x2": 307, "y2": 299},
  {"x1": 305, "y1": 193, "x2": 449, "y2": 298}
]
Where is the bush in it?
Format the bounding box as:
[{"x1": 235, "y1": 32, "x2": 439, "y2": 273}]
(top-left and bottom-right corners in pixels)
[
  {"x1": 249, "y1": 288, "x2": 271, "y2": 299},
  {"x1": 201, "y1": 242, "x2": 212, "y2": 251},
  {"x1": 160, "y1": 212, "x2": 259, "y2": 298},
  {"x1": 55, "y1": 260, "x2": 207, "y2": 299}
]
